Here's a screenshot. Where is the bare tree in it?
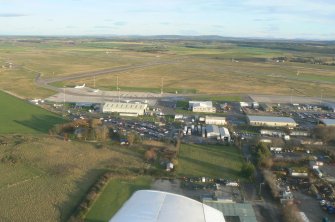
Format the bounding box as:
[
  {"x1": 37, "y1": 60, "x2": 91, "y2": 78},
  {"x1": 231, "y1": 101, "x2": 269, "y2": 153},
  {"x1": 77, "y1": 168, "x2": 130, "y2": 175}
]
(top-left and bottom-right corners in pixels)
[{"x1": 282, "y1": 203, "x2": 304, "y2": 222}]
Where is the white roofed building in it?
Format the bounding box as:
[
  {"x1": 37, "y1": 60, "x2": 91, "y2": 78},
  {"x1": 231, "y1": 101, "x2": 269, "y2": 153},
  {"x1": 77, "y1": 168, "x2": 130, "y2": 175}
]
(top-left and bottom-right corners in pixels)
[
  {"x1": 102, "y1": 102, "x2": 148, "y2": 116},
  {"x1": 110, "y1": 190, "x2": 225, "y2": 222},
  {"x1": 205, "y1": 116, "x2": 226, "y2": 125},
  {"x1": 247, "y1": 115, "x2": 297, "y2": 128},
  {"x1": 189, "y1": 101, "x2": 216, "y2": 113},
  {"x1": 219, "y1": 127, "x2": 231, "y2": 142},
  {"x1": 205, "y1": 125, "x2": 221, "y2": 139}
]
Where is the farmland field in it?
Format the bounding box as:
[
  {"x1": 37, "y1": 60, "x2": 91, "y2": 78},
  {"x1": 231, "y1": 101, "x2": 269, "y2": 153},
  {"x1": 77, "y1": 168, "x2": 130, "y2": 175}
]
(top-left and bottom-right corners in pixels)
[
  {"x1": 177, "y1": 144, "x2": 244, "y2": 180},
  {"x1": 1, "y1": 38, "x2": 335, "y2": 98},
  {"x1": 84, "y1": 176, "x2": 152, "y2": 222},
  {"x1": 0, "y1": 90, "x2": 65, "y2": 134},
  {"x1": 0, "y1": 136, "x2": 145, "y2": 222}
]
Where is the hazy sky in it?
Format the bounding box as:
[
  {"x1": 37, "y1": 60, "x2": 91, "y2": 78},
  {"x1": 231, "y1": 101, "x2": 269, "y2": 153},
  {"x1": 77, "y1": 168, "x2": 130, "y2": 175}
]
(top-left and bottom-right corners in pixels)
[{"x1": 0, "y1": 0, "x2": 334, "y2": 39}]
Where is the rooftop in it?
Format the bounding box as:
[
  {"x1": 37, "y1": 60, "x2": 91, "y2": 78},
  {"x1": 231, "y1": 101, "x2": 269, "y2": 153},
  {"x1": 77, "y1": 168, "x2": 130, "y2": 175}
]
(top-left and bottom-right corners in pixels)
[
  {"x1": 103, "y1": 102, "x2": 147, "y2": 110},
  {"x1": 203, "y1": 201, "x2": 257, "y2": 222},
  {"x1": 110, "y1": 190, "x2": 225, "y2": 222},
  {"x1": 320, "y1": 118, "x2": 335, "y2": 126},
  {"x1": 206, "y1": 125, "x2": 220, "y2": 134},
  {"x1": 248, "y1": 115, "x2": 296, "y2": 124},
  {"x1": 190, "y1": 101, "x2": 213, "y2": 108},
  {"x1": 206, "y1": 116, "x2": 226, "y2": 120}
]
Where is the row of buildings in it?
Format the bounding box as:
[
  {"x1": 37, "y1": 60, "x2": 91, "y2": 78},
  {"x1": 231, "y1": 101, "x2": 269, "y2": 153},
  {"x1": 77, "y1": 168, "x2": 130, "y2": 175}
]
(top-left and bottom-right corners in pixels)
[{"x1": 100, "y1": 101, "x2": 334, "y2": 128}]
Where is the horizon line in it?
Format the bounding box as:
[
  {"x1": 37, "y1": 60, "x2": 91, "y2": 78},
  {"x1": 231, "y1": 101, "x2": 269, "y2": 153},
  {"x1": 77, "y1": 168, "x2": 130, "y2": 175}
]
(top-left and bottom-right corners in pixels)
[{"x1": 0, "y1": 34, "x2": 334, "y2": 42}]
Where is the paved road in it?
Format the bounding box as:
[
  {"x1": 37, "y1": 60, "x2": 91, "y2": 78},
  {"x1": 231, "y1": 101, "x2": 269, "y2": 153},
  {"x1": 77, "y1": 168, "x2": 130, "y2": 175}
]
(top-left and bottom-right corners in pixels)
[
  {"x1": 241, "y1": 143, "x2": 282, "y2": 222},
  {"x1": 35, "y1": 60, "x2": 181, "y2": 93}
]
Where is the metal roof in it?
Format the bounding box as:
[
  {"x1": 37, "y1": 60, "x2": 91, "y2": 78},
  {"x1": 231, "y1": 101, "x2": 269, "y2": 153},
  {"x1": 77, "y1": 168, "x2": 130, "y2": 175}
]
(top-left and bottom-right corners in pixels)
[
  {"x1": 110, "y1": 190, "x2": 225, "y2": 222},
  {"x1": 203, "y1": 202, "x2": 257, "y2": 222},
  {"x1": 248, "y1": 115, "x2": 296, "y2": 124},
  {"x1": 104, "y1": 102, "x2": 147, "y2": 109},
  {"x1": 206, "y1": 125, "x2": 220, "y2": 134},
  {"x1": 219, "y1": 127, "x2": 230, "y2": 137},
  {"x1": 206, "y1": 116, "x2": 226, "y2": 120},
  {"x1": 189, "y1": 101, "x2": 213, "y2": 108},
  {"x1": 320, "y1": 118, "x2": 335, "y2": 126}
]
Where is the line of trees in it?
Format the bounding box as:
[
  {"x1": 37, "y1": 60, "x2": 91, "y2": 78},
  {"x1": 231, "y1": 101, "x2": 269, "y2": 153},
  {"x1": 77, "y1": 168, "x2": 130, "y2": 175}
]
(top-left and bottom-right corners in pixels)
[{"x1": 256, "y1": 143, "x2": 273, "y2": 169}]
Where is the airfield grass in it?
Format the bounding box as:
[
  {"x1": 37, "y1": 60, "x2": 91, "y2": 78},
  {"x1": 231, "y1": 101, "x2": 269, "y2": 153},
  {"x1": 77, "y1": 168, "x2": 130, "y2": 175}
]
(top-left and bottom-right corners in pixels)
[
  {"x1": 64, "y1": 57, "x2": 335, "y2": 98},
  {"x1": 0, "y1": 136, "x2": 145, "y2": 222},
  {"x1": 0, "y1": 90, "x2": 65, "y2": 134},
  {"x1": 1, "y1": 39, "x2": 335, "y2": 98},
  {"x1": 84, "y1": 176, "x2": 152, "y2": 222},
  {"x1": 177, "y1": 144, "x2": 244, "y2": 180}
]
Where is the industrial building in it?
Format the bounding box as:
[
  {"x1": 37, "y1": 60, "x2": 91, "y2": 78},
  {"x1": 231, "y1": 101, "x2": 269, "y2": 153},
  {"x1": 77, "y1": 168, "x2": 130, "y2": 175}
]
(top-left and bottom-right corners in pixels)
[
  {"x1": 325, "y1": 102, "x2": 335, "y2": 112},
  {"x1": 189, "y1": 101, "x2": 216, "y2": 113},
  {"x1": 203, "y1": 201, "x2": 257, "y2": 222},
  {"x1": 203, "y1": 125, "x2": 230, "y2": 141},
  {"x1": 247, "y1": 115, "x2": 297, "y2": 128},
  {"x1": 319, "y1": 118, "x2": 335, "y2": 126},
  {"x1": 110, "y1": 190, "x2": 225, "y2": 222},
  {"x1": 205, "y1": 116, "x2": 226, "y2": 125},
  {"x1": 204, "y1": 125, "x2": 221, "y2": 139},
  {"x1": 219, "y1": 127, "x2": 231, "y2": 142},
  {"x1": 102, "y1": 102, "x2": 148, "y2": 116}
]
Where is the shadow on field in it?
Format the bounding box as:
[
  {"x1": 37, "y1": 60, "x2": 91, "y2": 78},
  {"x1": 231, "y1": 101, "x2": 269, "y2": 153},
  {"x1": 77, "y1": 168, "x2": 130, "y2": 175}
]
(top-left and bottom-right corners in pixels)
[
  {"x1": 59, "y1": 168, "x2": 107, "y2": 222},
  {"x1": 15, "y1": 115, "x2": 65, "y2": 133}
]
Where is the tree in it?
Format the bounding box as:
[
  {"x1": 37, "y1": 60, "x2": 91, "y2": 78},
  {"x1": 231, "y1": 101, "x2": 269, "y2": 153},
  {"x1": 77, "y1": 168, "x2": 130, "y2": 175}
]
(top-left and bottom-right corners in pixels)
[
  {"x1": 263, "y1": 169, "x2": 279, "y2": 198},
  {"x1": 240, "y1": 162, "x2": 255, "y2": 180},
  {"x1": 144, "y1": 148, "x2": 157, "y2": 162},
  {"x1": 127, "y1": 131, "x2": 141, "y2": 146},
  {"x1": 282, "y1": 203, "x2": 304, "y2": 222},
  {"x1": 313, "y1": 125, "x2": 335, "y2": 144},
  {"x1": 256, "y1": 143, "x2": 273, "y2": 168}
]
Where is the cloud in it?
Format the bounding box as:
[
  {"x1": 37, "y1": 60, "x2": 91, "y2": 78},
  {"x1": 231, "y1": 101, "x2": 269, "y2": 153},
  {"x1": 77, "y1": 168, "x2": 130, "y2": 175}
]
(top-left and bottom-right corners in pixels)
[{"x1": 0, "y1": 13, "x2": 27, "y2": 17}]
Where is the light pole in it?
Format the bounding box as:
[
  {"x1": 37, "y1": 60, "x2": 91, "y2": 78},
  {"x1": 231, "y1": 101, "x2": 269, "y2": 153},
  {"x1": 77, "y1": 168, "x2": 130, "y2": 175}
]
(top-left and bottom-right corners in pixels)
[{"x1": 63, "y1": 86, "x2": 66, "y2": 116}]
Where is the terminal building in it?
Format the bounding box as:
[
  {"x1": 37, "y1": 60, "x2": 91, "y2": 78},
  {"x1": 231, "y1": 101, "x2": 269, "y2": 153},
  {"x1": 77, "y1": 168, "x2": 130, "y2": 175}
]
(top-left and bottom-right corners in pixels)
[
  {"x1": 110, "y1": 190, "x2": 225, "y2": 222},
  {"x1": 247, "y1": 115, "x2": 297, "y2": 128},
  {"x1": 189, "y1": 101, "x2": 216, "y2": 113},
  {"x1": 102, "y1": 102, "x2": 148, "y2": 116},
  {"x1": 205, "y1": 116, "x2": 226, "y2": 125}
]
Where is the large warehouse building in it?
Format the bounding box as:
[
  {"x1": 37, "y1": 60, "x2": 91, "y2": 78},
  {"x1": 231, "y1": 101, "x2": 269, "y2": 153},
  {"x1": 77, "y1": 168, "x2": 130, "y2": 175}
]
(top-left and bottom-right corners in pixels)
[
  {"x1": 320, "y1": 119, "x2": 335, "y2": 126},
  {"x1": 203, "y1": 125, "x2": 231, "y2": 141},
  {"x1": 102, "y1": 102, "x2": 148, "y2": 116},
  {"x1": 189, "y1": 101, "x2": 216, "y2": 113},
  {"x1": 205, "y1": 116, "x2": 226, "y2": 125},
  {"x1": 110, "y1": 190, "x2": 225, "y2": 222},
  {"x1": 247, "y1": 115, "x2": 297, "y2": 128}
]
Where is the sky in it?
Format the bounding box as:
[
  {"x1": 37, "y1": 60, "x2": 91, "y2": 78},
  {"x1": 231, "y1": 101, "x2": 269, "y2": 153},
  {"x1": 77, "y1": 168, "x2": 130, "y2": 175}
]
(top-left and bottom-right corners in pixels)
[{"x1": 0, "y1": 0, "x2": 335, "y2": 39}]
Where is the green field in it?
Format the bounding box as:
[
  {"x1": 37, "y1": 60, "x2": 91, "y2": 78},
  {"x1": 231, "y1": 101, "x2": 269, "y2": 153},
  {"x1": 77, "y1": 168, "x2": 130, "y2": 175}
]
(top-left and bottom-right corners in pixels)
[
  {"x1": 0, "y1": 90, "x2": 65, "y2": 134},
  {"x1": 177, "y1": 144, "x2": 244, "y2": 179},
  {"x1": 85, "y1": 176, "x2": 152, "y2": 222}
]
